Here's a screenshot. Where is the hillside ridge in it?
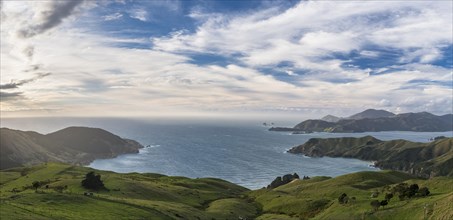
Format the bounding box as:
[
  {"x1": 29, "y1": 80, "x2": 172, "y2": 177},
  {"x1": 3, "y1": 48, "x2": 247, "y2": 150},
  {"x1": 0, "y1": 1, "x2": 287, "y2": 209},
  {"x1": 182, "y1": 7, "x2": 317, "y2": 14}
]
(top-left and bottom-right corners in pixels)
[
  {"x1": 270, "y1": 110, "x2": 453, "y2": 133},
  {"x1": 0, "y1": 127, "x2": 143, "y2": 169},
  {"x1": 288, "y1": 136, "x2": 453, "y2": 178}
]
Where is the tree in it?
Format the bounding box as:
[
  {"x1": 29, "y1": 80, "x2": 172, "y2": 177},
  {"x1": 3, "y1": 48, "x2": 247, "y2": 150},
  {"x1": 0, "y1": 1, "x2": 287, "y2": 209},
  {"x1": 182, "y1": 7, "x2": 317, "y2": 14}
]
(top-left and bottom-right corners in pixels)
[
  {"x1": 338, "y1": 193, "x2": 348, "y2": 204},
  {"x1": 81, "y1": 171, "x2": 105, "y2": 190},
  {"x1": 293, "y1": 173, "x2": 300, "y2": 179},
  {"x1": 32, "y1": 181, "x2": 41, "y2": 192},
  {"x1": 380, "y1": 200, "x2": 388, "y2": 209},
  {"x1": 392, "y1": 183, "x2": 408, "y2": 195},
  {"x1": 385, "y1": 193, "x2": 393, "y2": 201},
  {"x1": 370, "y1": 200, "x2": 380, "y2": 211},
  {"x1": 404, "y1": 184, "x2": 419, "y2": 198},
  {"x1": 418, "y1": 187, "x2": 430, "y2": 197}
]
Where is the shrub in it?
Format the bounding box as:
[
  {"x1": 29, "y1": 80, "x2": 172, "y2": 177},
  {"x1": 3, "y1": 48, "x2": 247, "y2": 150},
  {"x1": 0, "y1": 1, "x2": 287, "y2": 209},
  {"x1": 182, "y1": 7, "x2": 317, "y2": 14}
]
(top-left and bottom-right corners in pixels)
[
  {"x1": 32, "y1": 181, "x2": 41, "y2": 191},
  {"x1": 81, "y1": 171, "x2": 105, "y2": 190},
  {"x1": 338, "y1": 193, "x2": 348, "y2": 204},
  {"x1": 380, "y1": 200, "x2": 388, "y2": 209},
  {"x1": 370, "y1": 200, "x2": 380, "y2": 211},
  {"x1": 418, "y1": 187, "x2": 430, "y2": 197},
  {"x1": 385, "y1": 193, "x2": 393, "y2": 201}
]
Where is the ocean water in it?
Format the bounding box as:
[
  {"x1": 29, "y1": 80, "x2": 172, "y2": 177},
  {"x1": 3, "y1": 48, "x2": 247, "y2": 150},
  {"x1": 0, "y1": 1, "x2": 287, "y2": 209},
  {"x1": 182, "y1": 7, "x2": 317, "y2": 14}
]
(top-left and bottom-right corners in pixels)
[{"x1": 2, "y1": 117, "x2": 452, "y2": 189}]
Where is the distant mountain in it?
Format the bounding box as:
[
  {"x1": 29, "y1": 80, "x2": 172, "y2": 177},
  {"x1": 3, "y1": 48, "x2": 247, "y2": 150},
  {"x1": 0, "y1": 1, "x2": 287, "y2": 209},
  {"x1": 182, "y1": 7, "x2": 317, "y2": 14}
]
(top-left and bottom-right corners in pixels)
[
  {"x1": 270, "y1": 110, "x2": 452, "y2": 133},
  {"x1": 294, "y1": 120, "x2": 335, "y2": 132},
  {"x1": 288, "y1": 136, "x2": 453, "y2": 178},
  {"x1": 347, "y1": 109, "x2": 395, "y2": 120},
  {"x1": 320, "y1": 115, "x2": 342, "y2": 123},
  {"x1": 319, "y1": 109, "x2": 395, "y2": 123},
  {"x1": 0, "y1": 127, "x2": 143, "y2": 169}
]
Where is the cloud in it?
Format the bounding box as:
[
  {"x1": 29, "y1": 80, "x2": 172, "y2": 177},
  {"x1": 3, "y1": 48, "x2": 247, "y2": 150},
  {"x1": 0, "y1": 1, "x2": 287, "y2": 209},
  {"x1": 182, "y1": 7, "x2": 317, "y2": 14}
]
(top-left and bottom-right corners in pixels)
[
  {"x1": 129, "y1": 8, "x2": 148, "y2": 21},
  {"x1": 0, "y1": 91, "x2": 23, "y2": 100},
  {"x1": 103, "y1": 12, "x2": 123, "y2": 21},
  {"x1": 152, "y1": 1, "x2": 452, "y2": 72},
  {"x1": 1, "y1": 0, "x2": 451, "y2": 117},
  {"x1": 0, "y1": 73, "x2": 51, "y2": 90},
  {"x1": 17, "y1": 0, "x2": 84, "y2": 38},
  {"x1": 22, "y1": 45, "x2": 34, "y2": 60}
]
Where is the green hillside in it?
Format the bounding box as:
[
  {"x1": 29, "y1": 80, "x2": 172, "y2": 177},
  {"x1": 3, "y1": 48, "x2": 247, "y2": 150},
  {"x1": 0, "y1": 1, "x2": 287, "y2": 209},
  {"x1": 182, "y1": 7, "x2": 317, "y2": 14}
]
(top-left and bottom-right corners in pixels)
[
  {"x1": 1, "y1": 163, "x2": 452, "y2": 219},
  {"x1": 0, "y1": 163, "x2": 258, "y2": 220},
  {"x1": 0, "y1": 127, "x2": 143, "y2": 169},
  {"x1": 289, "y1": 136, "x2": 453, "y2": 178}
]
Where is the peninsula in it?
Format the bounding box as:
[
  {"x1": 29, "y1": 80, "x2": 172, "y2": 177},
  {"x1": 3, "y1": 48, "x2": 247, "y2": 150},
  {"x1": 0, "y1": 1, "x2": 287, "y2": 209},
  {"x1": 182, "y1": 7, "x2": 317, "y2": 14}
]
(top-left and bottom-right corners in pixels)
[{"x1": 0, "y1": 127, "x2": 143, "y2": 169}]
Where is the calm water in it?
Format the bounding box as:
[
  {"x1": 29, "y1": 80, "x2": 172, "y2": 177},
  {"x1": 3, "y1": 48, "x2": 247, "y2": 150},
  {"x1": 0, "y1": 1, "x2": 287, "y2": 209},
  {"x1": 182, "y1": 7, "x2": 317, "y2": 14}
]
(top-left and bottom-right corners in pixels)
[{"x1": 2, "y1": 118, "x2": 452, "y2": 189}]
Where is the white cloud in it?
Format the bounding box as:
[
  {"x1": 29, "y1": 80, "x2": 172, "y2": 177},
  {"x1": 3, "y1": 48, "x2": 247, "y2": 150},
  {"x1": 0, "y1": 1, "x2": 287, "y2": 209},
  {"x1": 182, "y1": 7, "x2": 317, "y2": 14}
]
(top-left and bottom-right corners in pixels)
[
  {"x1": 129, "y1": 8, "x2": 148, "y2": 21},
  {"x1": 153, "y1": 1, "x2": 452, "y2": 71},
  {"x1": 1, "y1": 1, "x2": 452, "y2": 117},
  {"x1": 359, "y1": 50, "x2": 380, "y2": 58},
  {"x1": 103, "y1": 12, "x2": 123, "y2": 21}
]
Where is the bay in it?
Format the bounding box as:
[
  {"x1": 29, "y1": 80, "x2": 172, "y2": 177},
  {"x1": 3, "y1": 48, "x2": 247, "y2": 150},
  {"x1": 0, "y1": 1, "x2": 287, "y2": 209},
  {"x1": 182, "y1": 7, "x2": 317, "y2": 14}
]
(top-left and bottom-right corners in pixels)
[{"x1": 2, "y1": 117, "x2": 452, "y2": 189}]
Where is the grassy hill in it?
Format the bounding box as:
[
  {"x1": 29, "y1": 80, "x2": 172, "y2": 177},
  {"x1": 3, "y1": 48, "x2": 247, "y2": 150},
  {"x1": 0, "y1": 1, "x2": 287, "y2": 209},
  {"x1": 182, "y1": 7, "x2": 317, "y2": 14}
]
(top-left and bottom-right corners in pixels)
[
  {"x1": 288, "y1": 136, "x2": 453, "y2": 178},
  {"x1": 1, "y1": 163, "x2": 452, "y2": 219},
  {"x1": 249, "y1": 171, "x2": 453, "y2": 220},
  {"x1": 0, "y1": 163, "x2": 258, "y2": 219},
  {"x1": 0, "y1": 127, "x2": 143, "y2": 169}
]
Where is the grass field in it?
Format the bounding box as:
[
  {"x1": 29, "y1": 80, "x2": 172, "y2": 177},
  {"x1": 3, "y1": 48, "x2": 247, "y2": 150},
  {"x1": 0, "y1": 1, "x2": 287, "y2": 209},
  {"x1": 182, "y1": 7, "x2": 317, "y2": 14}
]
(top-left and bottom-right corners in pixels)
[{"x1": 1, "y1": 163, "x2": 452, "y2": 219}]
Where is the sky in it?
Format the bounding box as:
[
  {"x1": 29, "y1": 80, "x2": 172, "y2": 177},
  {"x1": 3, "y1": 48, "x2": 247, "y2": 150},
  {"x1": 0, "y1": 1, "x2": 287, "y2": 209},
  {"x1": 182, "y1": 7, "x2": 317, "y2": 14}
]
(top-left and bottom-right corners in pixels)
[{"x1": 0, "y1": 0, "x2": 452, "y2": 119}]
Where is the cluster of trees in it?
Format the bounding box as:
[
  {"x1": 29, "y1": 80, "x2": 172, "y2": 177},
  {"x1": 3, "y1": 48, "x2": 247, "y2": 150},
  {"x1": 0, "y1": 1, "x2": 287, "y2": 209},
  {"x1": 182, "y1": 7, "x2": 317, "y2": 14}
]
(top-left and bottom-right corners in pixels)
[
  {"x1": 338, "y1": 183, "x2": 430, "y2": 212},
  {"x1": 81, "y1": 171, "x2": 105, "y2": 190},
  {"x1": 392, "y1": 183, "x2": 429, "y2": 200},
  {"x1": 31, "y1": 180, "x2": 67, "y2": 193},
  {"x1": 267, "y1": 173, "x2": 300, "y2": 189},
  {"x1": 369, "y1": 183, "x2": 430, "y2": 211}
]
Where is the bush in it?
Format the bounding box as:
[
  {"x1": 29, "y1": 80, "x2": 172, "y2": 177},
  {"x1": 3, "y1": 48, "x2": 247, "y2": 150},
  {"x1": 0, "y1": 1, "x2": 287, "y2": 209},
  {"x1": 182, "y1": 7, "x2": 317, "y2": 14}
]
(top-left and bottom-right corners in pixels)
[
  {"x1": 418, "y1": 187, "x2": 430, "y2": 197},
  {"x1": 81, "y1": 171, "x2": 105, "y2": 190},
  {"x1": 385, "y1": 193, "x2": 393, "y2": 201},
  {"x1": 338, "y1": 193, "x2": 348, "y2": 204},
  {"x1": 380, "y1": 200, "x2": 388, "y2": 209},
  {"x1": 370, "y1": 200, "x2": 380, "y2": 211},
  {"x1": 32, "y1": 181, "x2": 41, "y2": 191}
]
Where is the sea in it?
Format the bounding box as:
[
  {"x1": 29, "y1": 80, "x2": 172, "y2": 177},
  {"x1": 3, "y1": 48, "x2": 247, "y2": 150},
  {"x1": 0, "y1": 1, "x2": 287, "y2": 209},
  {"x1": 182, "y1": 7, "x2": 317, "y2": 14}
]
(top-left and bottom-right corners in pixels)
[{"x1": 2, "y1": 117, "x2": 452, "y2": 189}]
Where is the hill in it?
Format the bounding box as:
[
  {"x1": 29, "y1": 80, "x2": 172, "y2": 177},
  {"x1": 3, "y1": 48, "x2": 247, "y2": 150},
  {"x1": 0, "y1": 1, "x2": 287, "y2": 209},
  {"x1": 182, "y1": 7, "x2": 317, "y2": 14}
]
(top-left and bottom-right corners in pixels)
[
  {"x1": 0, "y1": 163, "x2": 257, "y2": 219},
  {"x1": 249, "y1": 171, "x2": 453, "y2": 220},
  {"x1": 0, "y1": 127, "x2": 143, "y2": 169},
  {"x1": 1, "y1": 163, "x2": 452, "y2": 219},
  {"x1": 320, "y1": 115, "x2": 342, "y2": 123},
  {"x1": 288, "y1": 136, "x2": 453, "y2": 178},
  {"x1": 347, "y1": 109, "x2": 395, "y2": 120},
  {"x1": 271, "y1": 111, "x2": 453, "y2": 133}
]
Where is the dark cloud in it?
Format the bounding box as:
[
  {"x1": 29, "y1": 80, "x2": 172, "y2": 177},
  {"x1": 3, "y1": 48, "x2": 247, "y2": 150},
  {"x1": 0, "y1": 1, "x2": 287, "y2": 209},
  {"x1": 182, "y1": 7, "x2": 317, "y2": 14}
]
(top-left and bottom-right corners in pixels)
[
  {"x1": 23, "y1": 45, "x2": 35, "y2": 60},
  {"x1": 17, "y1": 0, "x2": 84, "y2": 38},
  {"x1": 23, "y1": 65, "x2": 42, "y2": 72},
  {"x1": 0, "y1": 72, "x2": 51, "y2": 90},
  {"x1": 0, "y1": 91, "x2": 23, "y2": 101}
]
